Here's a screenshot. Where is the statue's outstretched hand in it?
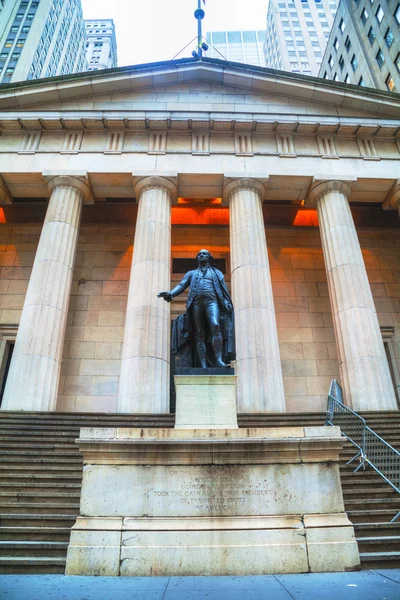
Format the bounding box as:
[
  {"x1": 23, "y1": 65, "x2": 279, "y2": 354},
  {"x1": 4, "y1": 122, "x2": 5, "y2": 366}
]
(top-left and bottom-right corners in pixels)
[
  {"x1": 158, "y1": 292, "x2": 173, "y2": 303},
  {"x1": 224, "y1": 302, "x2": 233, "y2": 312}
]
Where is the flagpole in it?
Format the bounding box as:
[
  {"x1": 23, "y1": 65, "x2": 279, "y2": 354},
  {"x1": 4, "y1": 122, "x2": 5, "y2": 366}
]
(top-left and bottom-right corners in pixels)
[{"x1": 194, "y1": 0, "x2": 205, "y2": 58}]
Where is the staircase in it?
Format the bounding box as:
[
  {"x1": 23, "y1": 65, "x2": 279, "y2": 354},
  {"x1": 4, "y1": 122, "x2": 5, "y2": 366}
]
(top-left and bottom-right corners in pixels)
[{"x1": 0, "y1": 410, "x2": 399, "y2": 574}]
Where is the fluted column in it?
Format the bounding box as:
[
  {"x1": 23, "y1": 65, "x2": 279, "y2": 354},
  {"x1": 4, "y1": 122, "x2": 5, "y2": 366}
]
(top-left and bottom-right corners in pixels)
[
  {"x1": 223, "y1": 178, "x2": 286, "y2": 413},
  {"x1": 118, "y1": 176, "x2": 177, "y2": 414},
  {"x1": 1, "y1": 175, "x2": 90, "y2": 411},
  {"x1": 308, "y1": 180, "x2": 397, "y2": 411}
]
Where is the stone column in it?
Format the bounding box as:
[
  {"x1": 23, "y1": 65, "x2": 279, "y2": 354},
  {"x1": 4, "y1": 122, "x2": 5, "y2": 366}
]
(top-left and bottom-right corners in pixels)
[
  {"x1": 118, "y1": 176, "x2": 177, "y2": 414},
  {"x1": 223, "y1": 178, "x2": 286, "y2": 413},
  {"x1": 308, "y1": 179, "x2": 397, "y2": 411},
  {"x1": 1, "y1": 175, "x2": 91, "y2": 411}
]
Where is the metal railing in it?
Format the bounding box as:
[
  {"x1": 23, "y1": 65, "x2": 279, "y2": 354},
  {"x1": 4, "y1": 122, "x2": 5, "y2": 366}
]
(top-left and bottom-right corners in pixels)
[{"x1": 325, "y1": 379, "x2": 400, "y2": 523}]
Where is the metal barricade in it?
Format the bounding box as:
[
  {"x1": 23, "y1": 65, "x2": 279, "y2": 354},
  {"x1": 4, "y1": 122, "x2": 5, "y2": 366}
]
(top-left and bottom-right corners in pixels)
[{"x1": 325, "y1": 379, "x2": 400, "y2": 523}]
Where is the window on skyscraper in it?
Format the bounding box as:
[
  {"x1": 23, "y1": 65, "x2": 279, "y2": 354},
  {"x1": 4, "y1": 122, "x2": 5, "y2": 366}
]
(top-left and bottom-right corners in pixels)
[
  {"x1": 385, "y1": 73, "x2": 395, "y2": 91},
  {"x1": 375, "y1": 6, "x2": 384, "y2": 22},
  {"x1": 344, "y1": 73, "x2": 350, "y2": 82},
  {"x1": 351, "y1": 54, "x2": 358, "y2": 70},
  {"x1": 339, "y1": 55, "x2": 344, "y2": 70},
  {"x1": 384, "y1": 28, "x2": 394, "y2": 47},
  {"x1": 345, "y1": 36, "x2": 351, "y2": 52},
  {"x1": 228, "y1": 32, "x2": 241, "y2": 43},
  {"x1": 358, "y1": 76, "x2": 365, "y2": 86},
  {"x1": 328, "y1": 54, "x2": 333, "y2": 67},
  {"x1": 361, "y1": 8, "x2": 369, "y2": 24},
  {"x1": 376, "y1": 48, "x2": 385, "y2": 68},
  {"x1": 396, "y1": 52, "x2": 400, "y2": 72},
  {"x1": 367, "y1": 26, "x2": 376, "y2": 44},
  {"x1": 333, "y1": 37, "x2": 339, "y2": 51},
  {"x1": 395, "y1": 4, "x2": 400, "y2": 24},
  {"x1": 339, "y1": 18, "x2": 346, "y2": 32}
]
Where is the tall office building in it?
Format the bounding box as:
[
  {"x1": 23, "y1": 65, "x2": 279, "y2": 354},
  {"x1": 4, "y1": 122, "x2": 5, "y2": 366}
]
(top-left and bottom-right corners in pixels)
[
  {"x1": 319, "y1": 0, "x2": 400, "y2": 91},
  {"x1": 85, "y1": 19, "x2": 117, "y2": 71},
  {"x1": 264, "y1": 0, "x2": 338, "y2": 76},
  {"x1": 205, "y1": 30, "x2": 267, "y2": 67},
  {"x1": 0, "y1": 0, "x2": 87, "y2": 84}
]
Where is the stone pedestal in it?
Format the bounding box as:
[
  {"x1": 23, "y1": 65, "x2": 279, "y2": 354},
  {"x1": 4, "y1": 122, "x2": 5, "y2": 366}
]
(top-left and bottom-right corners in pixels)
[
  {"x1": 174, "y1": 373, "x2": 238, "y2": 429},
  {"x1": 66, "y1": 427, "x2": 360, "y2": 576}
]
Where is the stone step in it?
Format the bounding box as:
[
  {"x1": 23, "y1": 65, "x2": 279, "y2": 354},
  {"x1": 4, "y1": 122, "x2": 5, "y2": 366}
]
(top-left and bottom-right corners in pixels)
[
  {"x1": 0, "y1": 474, "x2": 82, "y2": 484},
  {"x1": 0, "y1": 456, "x2": 82, "y2": 465},
  {"x1": 0, "y1": 514, "x2": 76, "y2": 528},
  {"x1": 0, "y1": 483, "x2": 81, "y2": 493},
  {"x1": 342, "y1": 488, "x2": 398, "y2": 499},
  {"x1": 0, "y1": 556, "x2": 66, "y2": 574},
  {"x1": 359, "y1": 551, "x2": 400, "y2": 569},
  {"x1": 345, "y1": 497, "x2": 400, "y2": 510},
  {"x1": 0, "y1": 503, "x2": 79, "y2": 515},
  {"x1": 0, "y1": 527, "x2": 71, "y2": 542},
  {"x1": 0, "y1": 464, "x2": 82, "y2": 473},
  {"x1": 0, "y1": 541, "x2": 68, "y2": 557},
  {"x1": 1, "y1": 448, "x2": 80, "y2": 456},
  {"x1": 356, "y1": 536, "x2": 400, "y2": 553},
  {"x1": 354, "y1": 522, "x2": 400, "y2": 536},
  {"x1": 0, "y1": 492, "x2": 81, "y2": 502},
  {"x1": 347, "y1": 509, "x2": 400, "y2": 523}
]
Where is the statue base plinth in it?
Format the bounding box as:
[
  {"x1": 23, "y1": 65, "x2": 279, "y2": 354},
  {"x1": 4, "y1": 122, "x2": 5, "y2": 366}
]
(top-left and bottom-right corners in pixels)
[
  {"x1": 174, "y1": 373, "x2": 238, "y2": 429},
  {"x1": 65, "y1": 427, "x2": 360, "y2": 576}
]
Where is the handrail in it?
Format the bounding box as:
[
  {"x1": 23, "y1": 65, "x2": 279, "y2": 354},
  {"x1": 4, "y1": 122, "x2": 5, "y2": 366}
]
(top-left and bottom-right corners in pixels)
[{"x1": 325, "y1": 379, "x2": 400, "y2": 523}]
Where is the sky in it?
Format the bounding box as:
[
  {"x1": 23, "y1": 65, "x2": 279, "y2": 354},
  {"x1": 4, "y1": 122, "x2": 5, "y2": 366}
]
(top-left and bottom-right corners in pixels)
[{"x1": 81, "y1": 0, "x2": 269, "y2": 66}]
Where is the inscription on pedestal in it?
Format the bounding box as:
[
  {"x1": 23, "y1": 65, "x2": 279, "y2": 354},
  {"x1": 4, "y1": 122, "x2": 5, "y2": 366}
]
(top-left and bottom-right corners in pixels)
[{"x1": 153, "y1": 473, "x2": 274, "y2": 512}]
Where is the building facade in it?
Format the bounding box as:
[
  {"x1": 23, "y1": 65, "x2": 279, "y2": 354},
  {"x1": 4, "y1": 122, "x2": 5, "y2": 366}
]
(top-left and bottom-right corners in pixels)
[
  {"x1": 319, "y1": 0, "x2": 400, "y2": 91},
  {"x1": 205, "y1": 30, "x2": 266, "y2": 67},
  {"x1": 264, "y1": 0, "x2": 338, "y2": 76},
  {"x1": 0, "y1": 0, "x2": 87, "y2": 84},
  {"x1": 0, "y1": 57, "x2": 399, "y2": 416},
  {"x1": 85, "y1": 18, "x2": 117, "y2": 72}
]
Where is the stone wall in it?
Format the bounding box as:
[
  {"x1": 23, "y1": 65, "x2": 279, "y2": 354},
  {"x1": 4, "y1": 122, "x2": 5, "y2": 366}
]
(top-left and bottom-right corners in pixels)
[{"x1": 0, "y1": 221, "x2": 399, "y2": 413}]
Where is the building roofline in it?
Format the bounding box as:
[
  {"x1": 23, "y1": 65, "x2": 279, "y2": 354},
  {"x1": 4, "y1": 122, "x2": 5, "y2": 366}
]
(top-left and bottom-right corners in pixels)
[{"x1": 0, "y1": 56, "x2": 399, "y2": 111}]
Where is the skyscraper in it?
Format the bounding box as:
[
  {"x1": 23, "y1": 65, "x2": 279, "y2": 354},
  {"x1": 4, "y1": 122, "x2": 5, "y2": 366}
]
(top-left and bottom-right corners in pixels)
[
  {"x1": 85, "y1": 19, "x2": 117, "y2": 72},
  {"x1": 205, "y1": 30, "x2": 267, "y2": 67},
  {"x1": 0, "y1": 0, "x2": 87, "y2": 84},
  {"x1": 264, "y1": 0, "x2": 338, "y2": 76},
  {"x1": 319, "y1": 0, "x2": 400, "y2": 91}
]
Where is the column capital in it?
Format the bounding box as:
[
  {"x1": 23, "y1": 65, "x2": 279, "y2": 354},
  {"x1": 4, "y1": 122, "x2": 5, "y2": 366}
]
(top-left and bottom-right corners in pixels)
[
  {"x1": 222, "y1": 175, "x2": 268, "y2": 205},
  {"x1": 133, "y1": 174, "x2": 178, "y2": 204},
  {"x1": 382, "y1": 179, "x2": 400, "y2": 214},
  {"x1": 43, "y1": 171, "x2": 93, "y2": 204},
  {"x1": 0, "y1": 175, "x2": 12, "y2": 205},
  {"x1": 305, "y1": 177, "x2": 357, "y2": 208}
]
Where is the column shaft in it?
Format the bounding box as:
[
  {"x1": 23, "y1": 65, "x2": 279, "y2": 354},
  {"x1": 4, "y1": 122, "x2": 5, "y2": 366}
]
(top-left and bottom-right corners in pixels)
[
  {"x1": 226, "y1": 179, "x2": 286, "y2": 413},
  {"x1": 314, "y1": 182, "x2": 397, "y2": 411},
  {"x1": 1, "y1": 184, "x2": 83, "y2": 411},
  {"x1": 118, "y1": 178, "x2": 175, "y2": 414}
]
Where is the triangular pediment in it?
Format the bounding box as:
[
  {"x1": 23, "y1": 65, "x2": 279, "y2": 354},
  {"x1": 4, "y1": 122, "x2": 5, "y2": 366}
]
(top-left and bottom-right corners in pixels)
[{"x1": 0, "y1": 58, "x2": 399, "y2": 122}]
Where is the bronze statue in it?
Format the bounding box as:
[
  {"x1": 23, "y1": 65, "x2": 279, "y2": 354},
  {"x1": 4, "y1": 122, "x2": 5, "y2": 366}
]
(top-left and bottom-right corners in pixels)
[{"x1": 158, "y1": 249, "x2": 235, "y2": 369}]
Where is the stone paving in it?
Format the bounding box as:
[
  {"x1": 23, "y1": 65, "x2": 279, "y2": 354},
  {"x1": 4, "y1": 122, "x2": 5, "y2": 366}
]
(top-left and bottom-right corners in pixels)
[{"x1": 0, "y1": 570, "x2": 399, "y2": 600}]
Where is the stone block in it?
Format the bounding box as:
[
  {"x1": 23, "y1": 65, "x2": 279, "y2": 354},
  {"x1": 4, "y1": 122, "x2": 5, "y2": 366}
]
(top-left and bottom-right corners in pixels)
[
  {"x1": 64, "y1": 376, "x2": 92, "y2": 395},
  {"x1": 286, "y1": 395, "x2": 325, "y2": 412},
  {"x1": 312, "y1": 328, "x2": 335, "y2": 343},
  {"x1": 301, "y1": 343, "x2": 328, "y2": 359},
  {"x1": 91, "y1": 376, "x2": 119, "y2": 396},
  {"x1": 298, "y1": 313, "x2": 324, "y2": 328},
  {"x1": 80, "y1": 359, "x2": 121, "y2": 376},
  {"x1": 102, "y1": 281, "x2": 128, "y2": 295},
  {"x1": 272, "y1": 282, "x2": 296, "y2": 297},
  {"x1": 276, "y1": 313, "x2": 300, "y2": 328},
  {"x1": 94, "y1": 342, "x2": 122, "y2": 359},
  {"x1": 175, "y1": 375, "x2": 238, "y2": 429},
  {"x1": 308, "y1": 297, "x2": 332, "y2": 313},
  {"x1": 283, "y1": 376, "x2": 307, "y2": 396},
  {"x1": 291, "y1": 254, "x2": 314, "y2": 269},
  {"x1": 75, "y1": 395, "x2": 118, "y2": 412},
  {"x1": 294, "y1": 282, "x2": 318, "y2": 297},
  {"x1": 306, "y1": 376, "x2": 333, "y2": 395},
  {"x1": 55, "y1": 395, "x2": 76, "y2": 411},
  {"x1": 88, "y1": 296, "x2": 127, "y2": 311},
  {"x1": 68, "y1": 342, "x2": 95, "y2": 359},
  {"x1": 316, "y1": 360, "x2": 340, "y2": 376},
  {"x1": 278, "y1": 328, "x2": 313, "y2": 342},
  {"x1": 98, "y1": 311, "x2": 124, "y2": 327},
  {"x1": 83, "y1": 326, "x2": 124, "y2": 342},
  {"x1": 77, "y1": 281, "x2": 102, "y2": 296},
  {"x1": 279, "y1": 342, "x2": 304, "y2": 360}
]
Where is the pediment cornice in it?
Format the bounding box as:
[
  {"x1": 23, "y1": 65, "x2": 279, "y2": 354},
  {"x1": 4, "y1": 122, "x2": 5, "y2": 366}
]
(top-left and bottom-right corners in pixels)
[{"x1": 0, "y1": 58, "x2": 399, "y2": 119}]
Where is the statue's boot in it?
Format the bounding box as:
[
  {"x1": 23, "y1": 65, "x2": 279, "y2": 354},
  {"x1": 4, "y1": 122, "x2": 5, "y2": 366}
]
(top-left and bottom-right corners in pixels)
[
  {"x1": 213, "y1": 333, "x2": 229, "y2": 368},
  {"x1": 196, "y1": 339, "x2": 208, "y2": 369}
]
